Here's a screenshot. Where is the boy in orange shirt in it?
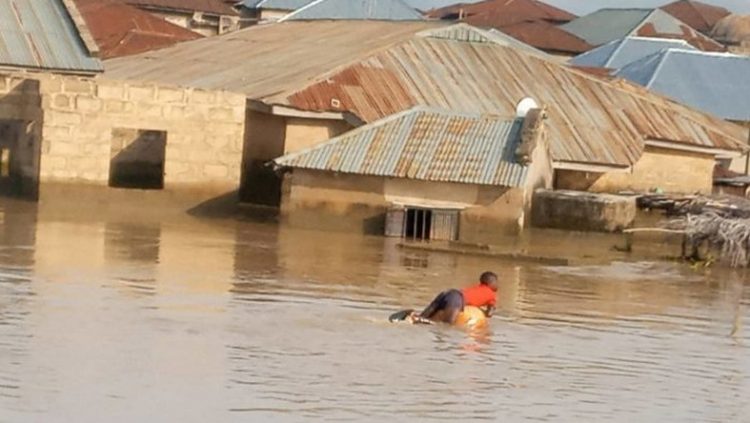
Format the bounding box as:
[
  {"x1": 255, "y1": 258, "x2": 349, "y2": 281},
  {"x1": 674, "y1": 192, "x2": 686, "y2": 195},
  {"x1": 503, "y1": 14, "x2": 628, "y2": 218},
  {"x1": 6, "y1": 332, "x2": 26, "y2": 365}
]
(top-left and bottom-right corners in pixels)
[
  {"x1": 414, "y1": 271, "x2": 498, "y2": 324},
  {"x1": 462, "y1": 271, "x2": 498, "y2": 317}
]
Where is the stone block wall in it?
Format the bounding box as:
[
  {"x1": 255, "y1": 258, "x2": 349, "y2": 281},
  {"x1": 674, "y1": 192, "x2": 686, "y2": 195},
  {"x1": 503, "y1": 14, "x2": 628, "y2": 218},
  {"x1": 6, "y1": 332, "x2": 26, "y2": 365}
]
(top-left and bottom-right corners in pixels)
[
  {"x1": 3, "y1": 73, "x2": 247, "y2": 194},
  {"x1": 531, "y1": 189, "x2": 636, "y2": 232}
]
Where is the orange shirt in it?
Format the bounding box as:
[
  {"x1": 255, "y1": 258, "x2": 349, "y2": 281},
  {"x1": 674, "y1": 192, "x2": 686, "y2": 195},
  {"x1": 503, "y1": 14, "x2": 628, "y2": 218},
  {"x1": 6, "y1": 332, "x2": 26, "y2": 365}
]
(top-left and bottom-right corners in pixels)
[{"x1": 462, "y1": 283, "x2": 496, "y2": 307}]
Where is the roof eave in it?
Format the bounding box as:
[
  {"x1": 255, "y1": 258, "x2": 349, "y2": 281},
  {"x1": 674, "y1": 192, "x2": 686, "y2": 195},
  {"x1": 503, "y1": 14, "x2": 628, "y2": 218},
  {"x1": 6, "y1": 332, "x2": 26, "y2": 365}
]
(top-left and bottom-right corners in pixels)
[{"x1": 645, "y1": 139, "x2": 747, "y2": 158}]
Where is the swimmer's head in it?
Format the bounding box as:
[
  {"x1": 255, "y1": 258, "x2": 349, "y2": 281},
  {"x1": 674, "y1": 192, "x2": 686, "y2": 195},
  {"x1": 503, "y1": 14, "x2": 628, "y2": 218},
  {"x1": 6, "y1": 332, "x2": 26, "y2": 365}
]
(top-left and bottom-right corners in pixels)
[{"x1": 479, "y1": 271, "x2": 498, "y2": 292}]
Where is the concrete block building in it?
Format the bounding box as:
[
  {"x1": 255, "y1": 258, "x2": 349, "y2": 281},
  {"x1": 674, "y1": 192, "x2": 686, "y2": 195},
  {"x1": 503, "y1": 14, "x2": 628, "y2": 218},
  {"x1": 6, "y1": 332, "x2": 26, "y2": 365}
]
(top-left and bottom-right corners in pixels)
[{"x1": 0, "y1": 72, "x2": 246, "y2": 204}]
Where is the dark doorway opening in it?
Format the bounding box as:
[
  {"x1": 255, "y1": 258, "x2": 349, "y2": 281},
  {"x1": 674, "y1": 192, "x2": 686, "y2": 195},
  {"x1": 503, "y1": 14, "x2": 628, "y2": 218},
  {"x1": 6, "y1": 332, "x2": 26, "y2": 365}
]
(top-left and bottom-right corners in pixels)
[
  {"x1": 0, "y1": 119, "x2": 39, "y2": 199},
  {"x1": 109, "y1": 129, "x2": 167, "y2": 189}
]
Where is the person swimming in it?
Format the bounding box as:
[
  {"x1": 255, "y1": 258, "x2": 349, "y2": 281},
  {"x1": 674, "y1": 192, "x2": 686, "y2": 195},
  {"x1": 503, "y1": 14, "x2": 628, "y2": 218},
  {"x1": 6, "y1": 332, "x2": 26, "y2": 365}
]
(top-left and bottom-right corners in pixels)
[{"x1": 393, "y1": 271, "x2": 499, "y2": 326}]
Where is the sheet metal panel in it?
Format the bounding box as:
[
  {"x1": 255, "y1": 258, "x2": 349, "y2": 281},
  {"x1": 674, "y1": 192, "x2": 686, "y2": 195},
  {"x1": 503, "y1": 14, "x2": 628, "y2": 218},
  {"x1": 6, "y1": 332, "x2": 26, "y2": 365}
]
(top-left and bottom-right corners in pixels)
[
  {"x1": 283, "y1": 33, "x2": 746, "y2": 166},
  {"x1": 0, "y1": 0, "x2": 101, "y2": 73},
  {"x1": 105, "y1": 21, "x2": 747, "y2": 167},
  {"x1": 570, "y1": 36, "x2": 696, "y2": 69},
  {"x1": 275, "y1": 107, "x2": 530, "y2": 187},
  {"x1": 615, "y1": 49, "x2": 750, "y2": 122}
]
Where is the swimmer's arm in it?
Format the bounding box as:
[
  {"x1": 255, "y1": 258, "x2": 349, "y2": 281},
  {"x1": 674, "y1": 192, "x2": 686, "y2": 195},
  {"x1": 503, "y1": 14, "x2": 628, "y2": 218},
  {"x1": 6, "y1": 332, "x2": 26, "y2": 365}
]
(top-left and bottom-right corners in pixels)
[{"x1": 483, "y1": 305, "x2": 495, "y2": 317}]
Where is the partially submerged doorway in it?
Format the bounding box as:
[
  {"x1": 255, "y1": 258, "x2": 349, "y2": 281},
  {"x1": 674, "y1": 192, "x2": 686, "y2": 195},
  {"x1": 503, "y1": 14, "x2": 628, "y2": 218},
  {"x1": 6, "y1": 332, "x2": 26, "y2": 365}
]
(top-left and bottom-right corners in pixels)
[
  {"x1": 0, "y1": 119, "x2": 40, "y2": 200},
  {"x1": 109, "y1": 128, "x2": 167, "y2": 189}
]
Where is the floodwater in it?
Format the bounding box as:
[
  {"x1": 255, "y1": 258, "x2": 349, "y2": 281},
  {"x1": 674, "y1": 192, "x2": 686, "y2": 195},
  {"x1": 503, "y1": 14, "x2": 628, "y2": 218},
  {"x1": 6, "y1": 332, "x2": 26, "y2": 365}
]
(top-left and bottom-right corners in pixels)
[{"x1": 0, "y1": 197, "x2": 748, "y2": 422}]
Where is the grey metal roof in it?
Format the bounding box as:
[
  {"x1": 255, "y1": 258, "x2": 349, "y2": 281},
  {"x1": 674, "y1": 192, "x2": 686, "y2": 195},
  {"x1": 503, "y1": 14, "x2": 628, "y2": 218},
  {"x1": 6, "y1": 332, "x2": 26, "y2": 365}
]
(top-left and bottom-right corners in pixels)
[
  {"x1": 560, "y1": 8, "x2": 706, "y2": 46},
  {"x1": 561, "y1": 9, "x2": 653, "y2": 46},
  {"x1": 274, "y1": 107, "x2": 530, "y2": 187},
  {"x1": 614, "y1": 49, "x2": 750, "y2": 122},
  {"x1": 254, "y1": 0, "x2": 312, "y2": 10},
  {"x1": 0, "y1": 0, "x2": 102, "y2": 73},
  {"x1": 281, "y1": 0, "x2": 423, "y2": 21},
  {"x1": 570, "y1": 36, "x2": 696, "y2": 69}
]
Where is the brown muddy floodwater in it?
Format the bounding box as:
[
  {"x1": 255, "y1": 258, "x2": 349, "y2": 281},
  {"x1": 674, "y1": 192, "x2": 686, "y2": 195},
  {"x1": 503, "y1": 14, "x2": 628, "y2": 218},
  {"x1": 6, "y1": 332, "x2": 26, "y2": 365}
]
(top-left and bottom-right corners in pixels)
[{"x1": 0, "y1": 197, "x2": 748, "y2": 422}]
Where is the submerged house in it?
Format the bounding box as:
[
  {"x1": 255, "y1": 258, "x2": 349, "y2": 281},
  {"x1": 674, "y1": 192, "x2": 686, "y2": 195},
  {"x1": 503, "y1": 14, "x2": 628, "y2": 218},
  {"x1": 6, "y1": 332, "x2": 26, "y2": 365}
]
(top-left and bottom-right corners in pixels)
[
  {"x1": 104, "y1": 21, "x2": 748, "y2": 208},
  {"x1": 561, "y1": 8, "x2": 726, "y2": 52},
  {"x1": 272, "y1": 107, "x2": 552, "y2": 242},
  {"x1": 0, "y1": 0, "x2": 246, "y2": 204}
]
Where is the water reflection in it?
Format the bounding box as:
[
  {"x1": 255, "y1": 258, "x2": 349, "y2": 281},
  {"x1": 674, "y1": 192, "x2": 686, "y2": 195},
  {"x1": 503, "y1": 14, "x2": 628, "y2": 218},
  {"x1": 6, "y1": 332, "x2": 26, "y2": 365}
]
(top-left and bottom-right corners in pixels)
[{"x1": 0, "y1": 196, "x2": 747, "y2": 421}]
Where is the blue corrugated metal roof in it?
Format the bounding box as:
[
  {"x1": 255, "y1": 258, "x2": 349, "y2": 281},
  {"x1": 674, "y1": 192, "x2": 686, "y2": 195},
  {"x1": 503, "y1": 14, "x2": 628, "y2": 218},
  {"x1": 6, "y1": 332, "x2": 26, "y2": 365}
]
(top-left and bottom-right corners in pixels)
[
  {"x1": 570, "y1": 36, "x2": 696, "y2": 69},
  {"x1": 281, "y1": 0, "x2": 423, "y2": 21},
  {"x1": 614, "y1": 49, "x2": 750, "y2": 121},
  {"x1": 0, "y1": 0, "x2": 102, "y2": 73},
  {"x1": 274, "y1": 107, "x2": 530, "y2": 187},
  {"x1": 254, "y1": 0, "x2": 311, "y2": 10}
]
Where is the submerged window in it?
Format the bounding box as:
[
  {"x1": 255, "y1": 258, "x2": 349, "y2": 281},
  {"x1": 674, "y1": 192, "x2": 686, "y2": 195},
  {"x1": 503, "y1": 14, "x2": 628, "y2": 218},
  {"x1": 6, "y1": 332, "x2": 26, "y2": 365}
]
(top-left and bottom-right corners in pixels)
[
  {"x1": 386, "y1": 207, "x2": 459, "y2": 241},
  {"x1": 109, "y1": 129, "x2": 166, "y2": 189}
]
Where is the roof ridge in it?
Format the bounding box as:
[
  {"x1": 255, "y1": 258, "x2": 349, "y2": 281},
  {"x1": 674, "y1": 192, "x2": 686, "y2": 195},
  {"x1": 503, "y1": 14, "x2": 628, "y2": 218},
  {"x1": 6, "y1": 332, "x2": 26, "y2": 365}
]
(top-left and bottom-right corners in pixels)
[
  {"x1": 626, "y1": 8, "x2": 660, "y2": 37},
  {"x1": 646, "y1": 48, "x2": 672, "y2": 88},
  {"x1": 274, "y1": 106, "x2": 430, "y2": 165},
  {"x1": 60, "y1": 0, "x2": 100, "y2": 57},
  {"x1": 264, "y1": 22, "x2": 492, "y2": 103},
  {"x1": 604, "y1": 38, "x2": 628, "y2": 68}
]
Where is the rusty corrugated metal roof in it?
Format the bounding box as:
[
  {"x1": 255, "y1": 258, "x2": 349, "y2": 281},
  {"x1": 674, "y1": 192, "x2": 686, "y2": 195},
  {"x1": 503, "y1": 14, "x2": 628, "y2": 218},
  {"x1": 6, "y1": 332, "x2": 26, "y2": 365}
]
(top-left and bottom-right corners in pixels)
[
  {"x1": 0, "y1": 0, "x2": 102, "y2": 73},
  {"x1": 74, "y1": 0, "x2": 202, "y2": 59},
  {"x1": 495, "y1": 20, "x2": 592, "y2": 54},
  {"x1": 105, "y1": 21, "x2": 444, "y2": 97},
  {"x1": 104, "y1": 21, "x2": 748, "y2": 168},
  {"x1": 278, "y1": 27, "x2": 746, "y2": 166},
  {"x1": 428, "y1": 0, "x2": 576, "y2": 25},
  {"x1": 660, "y1": 0, "x2": 730, "y2": 34},
  {"x1": 274, "y1": 107, "x2": 530, "y2": 187},
  {"x1": 122, "y1": 0, "x2": 238, "y2": 15}
]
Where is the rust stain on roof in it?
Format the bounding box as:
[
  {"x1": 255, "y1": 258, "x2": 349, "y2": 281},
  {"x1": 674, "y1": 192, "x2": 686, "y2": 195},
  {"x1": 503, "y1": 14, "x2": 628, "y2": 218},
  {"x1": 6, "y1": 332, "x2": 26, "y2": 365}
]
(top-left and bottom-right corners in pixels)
[
  {"x1": 122, "y1": 0, "x2": 238, "y2": 15},
  {"x1": 75, "y1": 0, "x2": 202, "y2": 59},
  {"x1": 496, "y1": 20, "x2": 592, "y2": 54}
]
